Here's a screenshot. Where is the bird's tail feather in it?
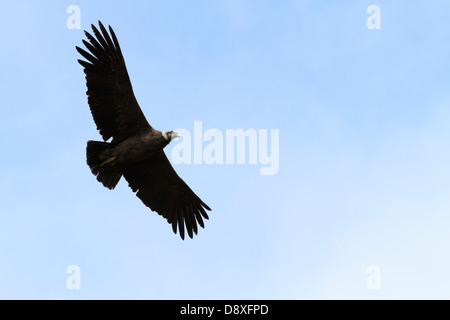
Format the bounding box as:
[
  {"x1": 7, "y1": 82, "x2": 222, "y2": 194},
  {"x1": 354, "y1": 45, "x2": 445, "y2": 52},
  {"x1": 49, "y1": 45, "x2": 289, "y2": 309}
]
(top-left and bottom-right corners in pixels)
[{"x1": 86, "y1": 140, "x2": 122, "y2": 190}]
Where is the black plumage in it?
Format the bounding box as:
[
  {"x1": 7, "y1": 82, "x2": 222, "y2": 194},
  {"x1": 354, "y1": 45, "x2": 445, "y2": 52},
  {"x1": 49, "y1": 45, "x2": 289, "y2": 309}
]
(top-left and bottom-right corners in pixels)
[{"x1": 76, "y1": 21, "x2": 211, "y2": 240}]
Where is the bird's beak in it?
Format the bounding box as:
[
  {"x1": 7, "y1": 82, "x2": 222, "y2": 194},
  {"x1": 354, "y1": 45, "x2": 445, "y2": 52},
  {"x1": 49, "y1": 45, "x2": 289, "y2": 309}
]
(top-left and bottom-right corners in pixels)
[{"x1": 171, "y1": 132, "x2": 180, "y2": 140}]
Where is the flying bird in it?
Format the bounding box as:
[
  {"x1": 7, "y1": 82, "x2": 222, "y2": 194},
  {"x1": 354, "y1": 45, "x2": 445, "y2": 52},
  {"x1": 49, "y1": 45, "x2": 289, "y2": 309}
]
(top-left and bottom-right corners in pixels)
[{"x1": 76, "y1": 21, "x2": 211, "y2": 240}]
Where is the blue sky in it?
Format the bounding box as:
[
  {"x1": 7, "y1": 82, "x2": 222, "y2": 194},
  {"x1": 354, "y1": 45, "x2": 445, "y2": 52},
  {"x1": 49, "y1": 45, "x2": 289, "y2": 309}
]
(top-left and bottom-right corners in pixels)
[{"x1": 1, "y1": 0, "x2": 450, "y2": 299}]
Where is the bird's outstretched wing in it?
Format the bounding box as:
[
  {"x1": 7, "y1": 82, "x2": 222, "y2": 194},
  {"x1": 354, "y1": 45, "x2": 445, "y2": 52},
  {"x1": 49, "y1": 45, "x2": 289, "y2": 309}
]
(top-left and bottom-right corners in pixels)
[
  {"x1": 76, "y1": 21, "x2": 151, "y2": 143},
  {"x1": 122, "y1": 151, "x2": 211, "y2": 240}
]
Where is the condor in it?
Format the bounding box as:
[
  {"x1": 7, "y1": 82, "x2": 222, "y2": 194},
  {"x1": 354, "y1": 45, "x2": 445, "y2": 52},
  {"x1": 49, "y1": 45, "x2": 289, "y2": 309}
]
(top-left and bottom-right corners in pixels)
[{"x1": 76, "y1": 21, "x2": 211, "y2": 239}]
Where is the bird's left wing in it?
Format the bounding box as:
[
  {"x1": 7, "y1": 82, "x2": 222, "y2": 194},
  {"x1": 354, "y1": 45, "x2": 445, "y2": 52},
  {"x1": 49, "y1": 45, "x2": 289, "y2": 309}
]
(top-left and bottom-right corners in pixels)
[
  {"x1": 122, "y1": 151, "x2": 211, "y2": 240},
  {"x1": 76, "y1": 21, "x2": 151, "y2": 143}
]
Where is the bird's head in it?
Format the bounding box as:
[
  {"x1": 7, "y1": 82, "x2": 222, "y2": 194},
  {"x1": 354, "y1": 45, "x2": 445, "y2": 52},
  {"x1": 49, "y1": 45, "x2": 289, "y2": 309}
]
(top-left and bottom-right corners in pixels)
[{"x1": 162, "y1": 131, "x2": 180, "y2": 142}]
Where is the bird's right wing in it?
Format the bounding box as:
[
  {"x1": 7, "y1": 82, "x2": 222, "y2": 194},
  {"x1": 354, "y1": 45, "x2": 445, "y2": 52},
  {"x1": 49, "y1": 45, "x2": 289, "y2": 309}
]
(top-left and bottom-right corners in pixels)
[
  {"x1": 76, "y1": 21, "x2": 151, "y2": 143},
  {"x1": 122, "y1": 150, "x2": 211, "y2": 240}
]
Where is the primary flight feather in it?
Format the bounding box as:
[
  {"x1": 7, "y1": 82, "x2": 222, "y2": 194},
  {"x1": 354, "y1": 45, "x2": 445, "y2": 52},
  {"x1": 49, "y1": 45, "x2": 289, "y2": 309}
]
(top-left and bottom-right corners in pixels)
[{"x1": 76, "y1": 21, "x2": 211, "y2": 240}]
